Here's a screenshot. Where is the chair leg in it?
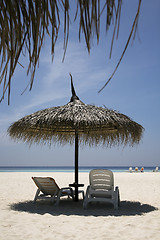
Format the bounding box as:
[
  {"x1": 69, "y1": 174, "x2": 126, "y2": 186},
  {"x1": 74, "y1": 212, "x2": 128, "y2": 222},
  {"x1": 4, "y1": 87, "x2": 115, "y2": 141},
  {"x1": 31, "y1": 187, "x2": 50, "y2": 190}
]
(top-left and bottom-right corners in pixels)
[
  {"x1": 114, "y1": 187, "x2": 119, "y2": 210},
  {"x1": 70, "y1": 188, "x2": 74, "y2": 199},
  {"x1": 83, "y1": 186, "x2": 90, "y2": 209},
  {"x1": 55, "y1": 190, "x2": 62, "y2": 206},
  {"x1": 33, "y1": 189, "x2": 40, "y2": 203},
  {"x1": 82, "y1": 191, "x2": 85, "y2": 200},
  {"x1": 51, "y1": 195, "x2": 56, "y2": 203},
  {"x1": 83, "y1": 193, "x2": 89, "y2": 209},
  {"x1": 118, "y1": 190, "x2": 120, "y2": 207},
  {"x1": 83, "y1": 198, "x2": 88, "y2": 209}
]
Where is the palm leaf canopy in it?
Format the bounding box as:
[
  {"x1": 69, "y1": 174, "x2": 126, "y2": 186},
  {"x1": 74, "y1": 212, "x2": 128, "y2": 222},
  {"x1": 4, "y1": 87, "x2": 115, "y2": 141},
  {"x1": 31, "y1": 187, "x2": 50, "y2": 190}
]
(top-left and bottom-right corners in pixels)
[
  {"x1": 8, "y1": 77, "x2": 144, "y2": 147},
  {"x1": 0, "y1": 0, "x2": 142, "y2": 104}
]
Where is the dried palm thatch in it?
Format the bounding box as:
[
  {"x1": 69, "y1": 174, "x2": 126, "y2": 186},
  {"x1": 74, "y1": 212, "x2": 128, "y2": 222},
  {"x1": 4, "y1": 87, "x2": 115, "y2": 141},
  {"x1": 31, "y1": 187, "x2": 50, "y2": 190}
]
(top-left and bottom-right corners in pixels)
[
  {"x1": 8, "y1": 76, "x2": 144, "y2": 148},
  {"x1": 8, "y1": 100, "x2": 143, "y2": 147},
  {"x1": 0, "y1": 0, "x2": 142, "y2": 104}
]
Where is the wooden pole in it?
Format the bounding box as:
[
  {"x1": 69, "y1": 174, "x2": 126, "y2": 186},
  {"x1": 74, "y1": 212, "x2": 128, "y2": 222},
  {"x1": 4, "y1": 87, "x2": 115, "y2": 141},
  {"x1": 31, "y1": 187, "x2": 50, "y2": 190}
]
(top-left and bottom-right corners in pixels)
[{"x1": 75, "y1": 130, "x2": 79, "y2": 201}]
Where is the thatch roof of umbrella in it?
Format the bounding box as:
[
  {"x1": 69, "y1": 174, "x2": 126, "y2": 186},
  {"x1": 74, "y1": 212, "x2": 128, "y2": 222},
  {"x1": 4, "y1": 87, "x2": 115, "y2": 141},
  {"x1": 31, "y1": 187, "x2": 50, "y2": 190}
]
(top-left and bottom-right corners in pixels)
[{"x1": 8, "y1": 75, "x2": 144, "y2": 148}]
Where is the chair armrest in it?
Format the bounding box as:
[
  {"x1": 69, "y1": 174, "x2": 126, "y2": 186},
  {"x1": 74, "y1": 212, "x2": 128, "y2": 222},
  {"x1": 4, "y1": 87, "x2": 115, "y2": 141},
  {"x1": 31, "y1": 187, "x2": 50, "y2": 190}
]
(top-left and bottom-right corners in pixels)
[
  {"x1": 60, "y1": 187, "x2": 73, "y2": 195},
  {"x1": 61, "y1": 187, "x2": 73, "y2": 190},
  {"x1": 85, "y1": 185, "x2": 91, "y2": 198},
  {"x1": 59, "y1": 187, "x2": 74, "y2": 198}
]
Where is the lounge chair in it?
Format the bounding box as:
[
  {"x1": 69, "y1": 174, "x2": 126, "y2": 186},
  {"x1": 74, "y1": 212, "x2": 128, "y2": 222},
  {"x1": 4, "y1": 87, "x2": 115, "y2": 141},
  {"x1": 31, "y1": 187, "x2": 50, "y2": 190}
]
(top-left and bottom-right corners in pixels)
[
  {"x1": 83, "y1": 169, "x2": 120, "y2": 210},
  {"x1": 129, "y1": 167, "x2": 133, "y2": 173},
  {"x1": 140, "y1": 167, "x2": 144, "y2": 172},
  {"x1": 32, "y1": 177, "x2": 74, "y2": 205},
  {"x1": 153, "y1": 167, "x2": 159, "y2": 172}
]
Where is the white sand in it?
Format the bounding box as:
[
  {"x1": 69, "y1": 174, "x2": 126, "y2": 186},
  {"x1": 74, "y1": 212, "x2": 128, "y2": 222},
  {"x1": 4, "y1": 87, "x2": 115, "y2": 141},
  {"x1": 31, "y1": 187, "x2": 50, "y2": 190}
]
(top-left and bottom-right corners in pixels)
[{"x1": 0, "y1": 171, "x2": 160, "y2": 240}]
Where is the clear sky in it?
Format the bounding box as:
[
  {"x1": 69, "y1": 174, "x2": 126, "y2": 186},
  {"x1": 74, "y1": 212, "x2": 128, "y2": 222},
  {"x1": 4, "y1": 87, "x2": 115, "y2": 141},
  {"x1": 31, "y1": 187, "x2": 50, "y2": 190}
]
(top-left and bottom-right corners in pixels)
[{"x1": 0, "y1": 0, "x2": 160, "y2": 167}]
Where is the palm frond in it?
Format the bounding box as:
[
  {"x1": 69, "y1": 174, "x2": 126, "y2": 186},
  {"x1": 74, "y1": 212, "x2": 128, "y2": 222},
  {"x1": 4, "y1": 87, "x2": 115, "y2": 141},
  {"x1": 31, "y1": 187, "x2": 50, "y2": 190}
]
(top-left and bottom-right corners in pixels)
[{"x1": 0, "y1": 0, "x2": 142, "y2": 104}]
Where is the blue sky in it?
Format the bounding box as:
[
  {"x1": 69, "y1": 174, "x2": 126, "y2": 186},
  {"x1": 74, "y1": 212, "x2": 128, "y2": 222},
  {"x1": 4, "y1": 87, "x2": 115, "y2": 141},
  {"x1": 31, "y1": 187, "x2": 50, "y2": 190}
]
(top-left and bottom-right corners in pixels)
[{"x1": 0, "y1": 0, "x2": 160, "y2": 167}]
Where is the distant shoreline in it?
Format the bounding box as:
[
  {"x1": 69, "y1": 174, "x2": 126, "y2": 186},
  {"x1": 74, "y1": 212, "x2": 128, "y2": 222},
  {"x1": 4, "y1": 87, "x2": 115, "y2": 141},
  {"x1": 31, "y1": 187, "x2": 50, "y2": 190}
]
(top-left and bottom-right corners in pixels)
[{"x1": 0, "y1": 166, "x2": 158, "y2": 172}]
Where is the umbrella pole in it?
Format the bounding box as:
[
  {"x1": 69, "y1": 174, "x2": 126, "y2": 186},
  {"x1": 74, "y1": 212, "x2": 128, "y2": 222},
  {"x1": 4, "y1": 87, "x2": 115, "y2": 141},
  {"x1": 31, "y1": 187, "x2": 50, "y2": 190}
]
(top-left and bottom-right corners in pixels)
[{"x1": 75, "y1": 130, "x2": 79, "y2": 201}]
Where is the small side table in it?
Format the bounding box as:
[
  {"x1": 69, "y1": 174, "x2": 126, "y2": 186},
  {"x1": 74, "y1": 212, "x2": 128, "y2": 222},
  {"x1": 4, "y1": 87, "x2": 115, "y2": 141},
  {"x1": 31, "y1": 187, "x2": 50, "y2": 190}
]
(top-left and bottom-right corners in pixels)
[{"x1": 69, "y1": 183, "x2": 84, "y2": 201}]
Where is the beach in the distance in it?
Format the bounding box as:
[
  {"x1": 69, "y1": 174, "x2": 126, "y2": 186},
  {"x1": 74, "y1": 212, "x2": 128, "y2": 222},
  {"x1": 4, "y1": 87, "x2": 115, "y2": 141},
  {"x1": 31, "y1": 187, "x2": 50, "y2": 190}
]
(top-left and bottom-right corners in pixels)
[{"x1": 0, "y1": 171, "x2": 160, "y2": 240}]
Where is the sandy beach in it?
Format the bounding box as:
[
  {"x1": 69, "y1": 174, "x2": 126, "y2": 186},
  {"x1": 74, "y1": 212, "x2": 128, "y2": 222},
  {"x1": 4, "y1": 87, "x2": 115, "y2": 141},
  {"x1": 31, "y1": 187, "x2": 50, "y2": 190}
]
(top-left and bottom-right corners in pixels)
[{"x1": 0, "y1": 171, "x2": 160, "y2": 240}]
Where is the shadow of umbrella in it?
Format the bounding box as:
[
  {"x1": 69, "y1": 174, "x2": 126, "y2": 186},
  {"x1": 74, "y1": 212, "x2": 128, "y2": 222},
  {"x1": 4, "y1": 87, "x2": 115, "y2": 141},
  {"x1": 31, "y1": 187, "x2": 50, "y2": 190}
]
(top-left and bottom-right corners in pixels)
[
  {"x1": 10, "y1": 200, "x2": 158, "y2": 217},
  {"x1": 8, "y1": 74, "x2": 144, "y2": 201}
]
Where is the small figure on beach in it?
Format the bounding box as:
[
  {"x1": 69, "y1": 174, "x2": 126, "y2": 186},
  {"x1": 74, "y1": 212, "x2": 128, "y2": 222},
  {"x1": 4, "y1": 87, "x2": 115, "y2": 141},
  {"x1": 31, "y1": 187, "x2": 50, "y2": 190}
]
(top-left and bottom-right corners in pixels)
[
  {"x1": 135, "y1": 167, "x2": 138, "y2": 172},
  {"x1": 153, "y1": 167, "x2": 159, "y2": 172}
]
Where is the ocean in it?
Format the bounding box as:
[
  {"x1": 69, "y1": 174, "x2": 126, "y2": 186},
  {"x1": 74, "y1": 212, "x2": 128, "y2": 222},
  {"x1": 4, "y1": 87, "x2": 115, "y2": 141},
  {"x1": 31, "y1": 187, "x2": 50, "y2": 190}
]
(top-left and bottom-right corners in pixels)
[{"x1": 0, "y1": 166, "x2": 157, "y2": 172}]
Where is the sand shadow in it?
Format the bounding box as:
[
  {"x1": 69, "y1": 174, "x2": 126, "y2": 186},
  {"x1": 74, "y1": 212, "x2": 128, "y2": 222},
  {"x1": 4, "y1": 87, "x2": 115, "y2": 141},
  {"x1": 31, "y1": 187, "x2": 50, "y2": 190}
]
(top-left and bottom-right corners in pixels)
[{"x1": 10, "y1": 199, "x2": 158, "y2": 217}]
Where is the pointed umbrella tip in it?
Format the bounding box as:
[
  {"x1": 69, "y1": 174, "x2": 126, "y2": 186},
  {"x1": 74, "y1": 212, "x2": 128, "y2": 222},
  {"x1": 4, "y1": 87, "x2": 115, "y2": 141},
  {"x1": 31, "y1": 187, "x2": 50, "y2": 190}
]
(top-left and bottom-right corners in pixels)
[{"x1": 69, "y1": 73, "x2": 79, "y2": 102}]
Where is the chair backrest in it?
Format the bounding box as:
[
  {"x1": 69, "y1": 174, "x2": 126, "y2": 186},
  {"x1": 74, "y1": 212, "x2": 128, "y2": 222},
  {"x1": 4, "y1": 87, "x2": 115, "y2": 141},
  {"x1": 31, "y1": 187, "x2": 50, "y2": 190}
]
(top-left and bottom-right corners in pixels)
[
  {"x1": 32, "y1": 177, "x2": 60, "y2": 195},
  {"x1": 89, "y1": 169, "x2": 114, "y2": 191},
  {"x1": 155, "y1": 167, "x2": 159, "y2": 172}
]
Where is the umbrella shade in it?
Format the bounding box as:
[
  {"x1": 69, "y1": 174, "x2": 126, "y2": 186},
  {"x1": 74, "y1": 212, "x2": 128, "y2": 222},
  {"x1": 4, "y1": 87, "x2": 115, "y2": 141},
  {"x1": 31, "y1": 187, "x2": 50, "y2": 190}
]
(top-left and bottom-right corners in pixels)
[{"x1": 8, "y1": 75, "x2": 144, "y2": 200}]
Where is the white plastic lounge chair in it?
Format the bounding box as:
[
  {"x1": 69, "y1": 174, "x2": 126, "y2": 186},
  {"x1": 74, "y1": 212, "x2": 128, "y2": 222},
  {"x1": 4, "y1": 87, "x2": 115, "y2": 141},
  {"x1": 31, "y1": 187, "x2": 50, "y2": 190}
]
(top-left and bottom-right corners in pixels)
[
  {"x1": 153, "y1": 167, "x2": 159, "y2": 172},
  {"x1": 83, "y1": 169, "x2": 120, "y2": 210},
  {"x1": 32, "y1": 177, "x2": 74, "y2": 205}
]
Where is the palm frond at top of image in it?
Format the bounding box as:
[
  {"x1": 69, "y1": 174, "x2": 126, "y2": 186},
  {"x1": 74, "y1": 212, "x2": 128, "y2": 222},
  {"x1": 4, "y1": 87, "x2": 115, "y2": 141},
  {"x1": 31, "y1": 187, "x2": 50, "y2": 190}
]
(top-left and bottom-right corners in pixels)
[{"x1": 0, "y1": 0, "x2": 141, "y2": 104}]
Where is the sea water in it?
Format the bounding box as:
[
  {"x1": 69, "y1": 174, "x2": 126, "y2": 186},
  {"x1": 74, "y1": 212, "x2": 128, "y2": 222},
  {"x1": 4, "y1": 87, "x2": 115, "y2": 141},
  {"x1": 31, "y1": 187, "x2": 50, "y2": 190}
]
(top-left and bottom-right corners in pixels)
[{"x1": 0, "y1": 166, "x2": 157, "y2": 172}]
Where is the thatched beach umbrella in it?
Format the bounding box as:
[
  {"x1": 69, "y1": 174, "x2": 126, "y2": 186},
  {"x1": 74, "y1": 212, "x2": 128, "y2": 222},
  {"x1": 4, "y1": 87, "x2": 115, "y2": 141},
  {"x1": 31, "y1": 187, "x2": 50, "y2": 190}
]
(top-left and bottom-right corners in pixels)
[{"x1": 8, "y1": 74, "x2": 144, "y2": 201}]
